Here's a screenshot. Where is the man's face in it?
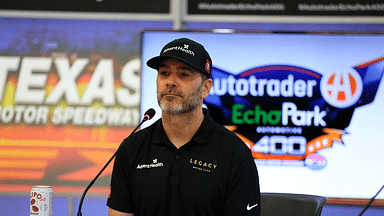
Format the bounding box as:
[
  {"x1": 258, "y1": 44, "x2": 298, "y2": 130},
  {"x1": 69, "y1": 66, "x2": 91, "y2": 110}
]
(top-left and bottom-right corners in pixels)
[{"x1": 156, "y1": 58, "x2": 212, "y2": 115}]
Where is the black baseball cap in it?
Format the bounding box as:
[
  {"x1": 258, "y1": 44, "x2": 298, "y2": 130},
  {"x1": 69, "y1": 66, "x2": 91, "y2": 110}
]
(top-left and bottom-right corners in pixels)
[{"x1": 146, "y1": 38, "x2": 212, "y2": 78}]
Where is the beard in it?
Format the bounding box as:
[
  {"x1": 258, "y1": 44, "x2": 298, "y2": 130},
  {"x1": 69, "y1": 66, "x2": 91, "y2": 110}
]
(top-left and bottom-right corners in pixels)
[{"x1": 157, "y1": 85, "x2": 203, "y2": 115}]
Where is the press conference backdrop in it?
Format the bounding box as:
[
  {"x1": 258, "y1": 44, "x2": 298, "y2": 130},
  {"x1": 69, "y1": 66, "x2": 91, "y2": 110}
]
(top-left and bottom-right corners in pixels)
[
  {"x1": 141, "y1": 31, "x2": 384, "y2": 200},
  {"x1": 0, "y1": 18, "x2": 172, "y2": 194}
]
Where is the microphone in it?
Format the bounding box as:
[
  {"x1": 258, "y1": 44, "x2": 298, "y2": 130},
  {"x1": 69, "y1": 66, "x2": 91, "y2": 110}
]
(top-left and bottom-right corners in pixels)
[
  {"x1": 77, "y1": 108, "x2": 156, "y2": 216},
  {"x1": 143, "y1": 108, "x2": 156, "y2": 121}
]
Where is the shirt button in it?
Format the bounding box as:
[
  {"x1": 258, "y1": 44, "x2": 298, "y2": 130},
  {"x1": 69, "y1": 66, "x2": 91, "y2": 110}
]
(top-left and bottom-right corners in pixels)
[{"x1": 175, "y1": 155, "x2": 180, "y2": 159}]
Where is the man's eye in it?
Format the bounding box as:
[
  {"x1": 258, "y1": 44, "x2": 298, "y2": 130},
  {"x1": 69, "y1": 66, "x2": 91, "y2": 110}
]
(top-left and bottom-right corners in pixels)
[{"x1": 159, "y1": 71, "x2": 168, "y2": 75}]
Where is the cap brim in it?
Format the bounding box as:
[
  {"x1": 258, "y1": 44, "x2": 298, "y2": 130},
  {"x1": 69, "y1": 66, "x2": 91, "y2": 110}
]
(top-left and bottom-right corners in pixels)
[
  {"x1": 146, "y1": 55, "x2": 198, "y2": 72},
  {"x1": 146, "y1": 54, "x2": 211, "y2": 78},
  {"x1": 146, "y1": 56, "x2": 165, "y2": 70}
]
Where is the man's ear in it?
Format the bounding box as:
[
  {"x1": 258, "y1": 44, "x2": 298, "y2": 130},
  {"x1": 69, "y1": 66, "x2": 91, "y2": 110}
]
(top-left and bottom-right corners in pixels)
[{"x1": 201, "y1": 78, "x2": 213, "y2": 99}]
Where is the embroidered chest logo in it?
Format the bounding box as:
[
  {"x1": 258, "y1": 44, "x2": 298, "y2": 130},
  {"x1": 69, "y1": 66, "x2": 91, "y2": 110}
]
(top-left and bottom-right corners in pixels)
[
  {"x1": 190, "y1": 158, "x2": 218, "y2": 173},
  {"x1": 137, "y1": 159, "x2": 164, "y2": 169}
]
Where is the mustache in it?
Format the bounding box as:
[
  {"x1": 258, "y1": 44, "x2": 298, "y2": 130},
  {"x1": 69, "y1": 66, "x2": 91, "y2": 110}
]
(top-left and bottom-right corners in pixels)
[{"x1": 159, "y1": 88, "x2": 183, "y2": 97}]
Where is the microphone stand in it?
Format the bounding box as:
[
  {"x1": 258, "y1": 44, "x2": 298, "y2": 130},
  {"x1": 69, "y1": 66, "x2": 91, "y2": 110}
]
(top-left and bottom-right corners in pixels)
[
  {"x1": 77, "y1": 112, "x2": 153, "y2": 216},
  {"x1": 357, "y1": 183, "x2": 384, "y2": 216}
]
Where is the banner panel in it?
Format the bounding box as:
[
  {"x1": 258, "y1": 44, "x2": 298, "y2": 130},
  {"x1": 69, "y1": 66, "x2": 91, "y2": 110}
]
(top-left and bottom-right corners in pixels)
[
  {"x1": 141, "y1": 31, "x2": 384, "y2": 199},
  {"x1": 0, "y1": 18, "x2": 172, "y2": 193},
  {"x1": 0, "y1": 0, "x2": 170, "y2": 13},
  {"x1": 188, "y1": 0, "x2": 384, "y2": 16}
]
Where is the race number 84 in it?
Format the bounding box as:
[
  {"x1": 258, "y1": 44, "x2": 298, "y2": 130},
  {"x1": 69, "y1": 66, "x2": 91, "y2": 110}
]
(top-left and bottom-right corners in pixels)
[{"x1": 252, "y1": 135, "x2": 307, "y2": 156}]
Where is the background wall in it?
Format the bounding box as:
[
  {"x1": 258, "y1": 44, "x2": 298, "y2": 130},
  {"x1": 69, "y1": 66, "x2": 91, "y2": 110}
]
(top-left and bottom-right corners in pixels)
[{"x1": 0, "y1": 0, "x2": 383, "y2": 215}]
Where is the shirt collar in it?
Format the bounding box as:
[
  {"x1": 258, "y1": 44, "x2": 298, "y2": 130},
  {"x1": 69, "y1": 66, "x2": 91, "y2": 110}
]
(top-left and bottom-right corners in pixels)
[{"x1": 151, "y1": 108, "x2": 215, "y2": 146}]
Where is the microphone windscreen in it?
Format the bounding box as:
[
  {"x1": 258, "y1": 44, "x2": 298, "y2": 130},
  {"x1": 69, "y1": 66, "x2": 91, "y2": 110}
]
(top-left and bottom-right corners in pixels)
[{"x1": 144, "y1": 108, "x2": 156, "y2": 120}]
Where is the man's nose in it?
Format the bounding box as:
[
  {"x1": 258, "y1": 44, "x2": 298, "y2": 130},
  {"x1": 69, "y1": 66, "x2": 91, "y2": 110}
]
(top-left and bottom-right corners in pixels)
[{"x1": 166, "y1": 73, "x2": 178, "y2": 87}]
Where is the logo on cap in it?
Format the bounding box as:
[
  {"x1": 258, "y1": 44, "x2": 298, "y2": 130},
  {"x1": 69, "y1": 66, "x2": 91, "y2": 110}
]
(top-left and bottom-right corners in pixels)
[
  {"x1": 162, "y1": 43, "x2": 195, "y2": 56},
  {"x1": 205, "y1": 59, "x2": 211, "y2": 74}
]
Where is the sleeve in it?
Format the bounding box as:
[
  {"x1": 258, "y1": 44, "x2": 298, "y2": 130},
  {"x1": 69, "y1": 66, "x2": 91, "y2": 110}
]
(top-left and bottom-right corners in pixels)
[
  {"x1": 106, "y1": 138, "x2": 135, "y2": 213},
  {"x1": 223, "y1": 145, "x2": 261, "y2": 216}
]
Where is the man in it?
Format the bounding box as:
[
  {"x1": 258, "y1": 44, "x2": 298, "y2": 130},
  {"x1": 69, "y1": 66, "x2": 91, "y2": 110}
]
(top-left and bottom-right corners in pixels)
[{"x1": 107, "y1": 38, "x2": 260, "y2": 216}]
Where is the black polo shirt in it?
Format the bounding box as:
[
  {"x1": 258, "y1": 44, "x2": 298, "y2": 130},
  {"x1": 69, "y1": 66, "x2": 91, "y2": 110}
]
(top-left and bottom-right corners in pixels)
[{"x1": 107, "y1": 109, "x2": 260, "y2": 216}]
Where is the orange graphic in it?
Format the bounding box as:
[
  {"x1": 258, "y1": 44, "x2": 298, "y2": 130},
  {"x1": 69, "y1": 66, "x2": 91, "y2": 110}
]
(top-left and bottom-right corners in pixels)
[
  {"x1": 0, "y1": 70, "x2": 136, "y2": 192},
  {"x1": 58, "y1": 150, "x2": 115, "y2": 181},
  {"x1": 0, "y1": 133, "x2": 127, "y2": 183},
  {"x1": 0, "y1": 148, "x2": 58, "y2": 180}
]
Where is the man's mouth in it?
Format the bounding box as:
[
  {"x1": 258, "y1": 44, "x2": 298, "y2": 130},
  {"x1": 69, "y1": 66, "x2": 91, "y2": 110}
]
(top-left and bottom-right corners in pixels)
[
  {"x1": 164, "y1": 93, "x2": 178, "y2": 97},
  {"x1": 161, "y1": 90, "x2": 182, "y2": 98}
]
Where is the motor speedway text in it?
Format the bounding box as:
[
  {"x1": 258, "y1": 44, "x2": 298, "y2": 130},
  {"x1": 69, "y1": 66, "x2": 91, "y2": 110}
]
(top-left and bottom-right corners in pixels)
[{"x1": 0, "y1": 57, "x2": 141, "y2": 126}]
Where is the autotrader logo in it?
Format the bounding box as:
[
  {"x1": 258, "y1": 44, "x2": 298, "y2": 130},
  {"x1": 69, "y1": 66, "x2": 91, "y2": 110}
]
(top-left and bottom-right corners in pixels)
[
  {"x1": 203, "y1": 58, "x2": 384, "y2": 170},
  {"x1": 320, "y1": 66, "x2": 363, "y2": 108}
]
